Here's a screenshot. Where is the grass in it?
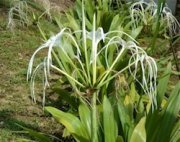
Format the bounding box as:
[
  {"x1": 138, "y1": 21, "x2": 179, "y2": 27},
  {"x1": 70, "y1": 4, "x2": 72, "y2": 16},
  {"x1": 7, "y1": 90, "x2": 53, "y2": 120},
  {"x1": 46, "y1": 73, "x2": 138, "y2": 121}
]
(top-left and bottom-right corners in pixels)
[{"x1": 0, "y1": 8, "x2": 64, "y2": 141}]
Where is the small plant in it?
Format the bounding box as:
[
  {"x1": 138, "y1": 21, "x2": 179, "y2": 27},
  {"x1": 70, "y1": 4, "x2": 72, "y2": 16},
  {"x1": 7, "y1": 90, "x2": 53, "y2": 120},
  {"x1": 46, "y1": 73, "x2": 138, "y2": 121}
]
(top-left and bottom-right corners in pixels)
[
  {"x1": 7, "y1": 0, "x2": 52, "y2": 30},
  {"x1": 129, "y1": 0, "x2": 180, "y2": 37},
  {"x1": 7, "y1": 0, "x2": 30, "y2": 29}
]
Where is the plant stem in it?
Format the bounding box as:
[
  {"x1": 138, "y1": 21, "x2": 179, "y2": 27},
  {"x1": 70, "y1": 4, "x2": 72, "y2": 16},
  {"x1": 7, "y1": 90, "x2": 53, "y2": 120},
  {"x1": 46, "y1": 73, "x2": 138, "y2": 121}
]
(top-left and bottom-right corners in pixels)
[
  {"x1": 92, "y1": 14, "x2": 97, "y2": 85},
  {"x1": 82, "y1": 0, "x2": 91, "y2": 85},
  {"x1": 91, "y1": 92, "x2": 98, "y2": 142}
]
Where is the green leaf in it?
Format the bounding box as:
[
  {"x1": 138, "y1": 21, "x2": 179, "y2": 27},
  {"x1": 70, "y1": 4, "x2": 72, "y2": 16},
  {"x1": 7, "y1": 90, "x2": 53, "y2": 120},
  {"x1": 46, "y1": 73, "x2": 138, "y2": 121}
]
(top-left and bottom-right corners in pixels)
[
  {"x1": 157, "y1": 62, "x2": 171, "y2": 106},
  {"x1": 103, "y1": 95, "x2": 118, "y2": 142},
  {"x1": 130, "y1": 117, "x2": 146, "y2": 142},
  {"x1": 170, "y1": 121, "x2": 180, "y2": 142},
  {"x1": 62, "y1": 128, "x2": 71, "y2": 137},
  {"x1": 117, "y1": 96, "x2": 134, "y2": 142},
  {"x1": 109, "y1": 14, "x2": 122, "y2": 31},
  {"x1": 85, "y1": 0, "x2": 94, "y2": 22},
  {"x1": 156, "y1": 81, "x2": 180, "y2": 142},
  {"x1": 79, "y1": 103, "x2": 91, "y2": 139},
  {"x1": 100, "y1": 12, "x2": 115, "y2": 32},
  {"x1": 146, "y1": 109, "x2": 162, "y2": 142},
  {"x1": 16, "y1": 138, "x2": 33, "y2": 142},
  {"x1": 65, "y1": 13, "x2": 80, "y2": 31},
  {"x1": 172, "y1": 35, "x2": 180, "y2": 46},
  {"x1": 129, "y1": 26, "x2": 143, "y2": 39},
  {"x1": 101, "y1": 0, "x2": 110, "y2": 11},
  {"x1": 125, "y1": 83, "x2": 138, "y2": 121},
  {"x1": 45, "y1": 107, "x2": 89, "y2": 142},
  {"x1": 16, "y1": 124, "x2": 52, "y2": 142},
  {"x1": 146, "y1": 81, "x2": 180, "y2": 142},
  {"x1": 116, "y1": 136, "x2": 124, "y2": 142}
]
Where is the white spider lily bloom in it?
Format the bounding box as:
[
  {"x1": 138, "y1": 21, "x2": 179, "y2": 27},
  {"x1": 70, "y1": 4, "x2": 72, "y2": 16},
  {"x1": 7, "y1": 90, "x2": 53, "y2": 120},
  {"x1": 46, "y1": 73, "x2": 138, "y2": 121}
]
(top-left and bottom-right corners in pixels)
[
  {"x1": 87, "y1": 28, "x2": 105, "y2": 44},
  {"x1": 87, "y1": 27, "x2": 105, "y2": 64},
  {"x1": 27, "y1": 28, "x2": 81, "y2": 79}
]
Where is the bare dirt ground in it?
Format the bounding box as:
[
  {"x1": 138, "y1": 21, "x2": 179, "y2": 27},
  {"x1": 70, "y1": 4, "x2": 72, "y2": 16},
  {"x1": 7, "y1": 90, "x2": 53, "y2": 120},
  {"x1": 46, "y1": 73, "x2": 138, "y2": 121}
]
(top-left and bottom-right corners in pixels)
[{"x1": 0, "y1": 1, "x2": 73, "y2": 141}]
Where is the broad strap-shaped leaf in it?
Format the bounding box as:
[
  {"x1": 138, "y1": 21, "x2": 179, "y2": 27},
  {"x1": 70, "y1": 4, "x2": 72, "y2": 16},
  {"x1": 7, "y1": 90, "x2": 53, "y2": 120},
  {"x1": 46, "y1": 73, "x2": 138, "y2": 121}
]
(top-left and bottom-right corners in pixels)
[
  {"x1": 79, "y1": 103, "x2": 91, "y2": 139},
  {"x1": 100, "y1": 12, "x2": 115, "y2": 33},
  {"x1": 157, "y1": 62, "x2": 171, "y2": 106},
  {"x1": 170, "y1": 121, "x2": 180, "y2": 142},
  {"x1": 84, "y1": 0, "x2": 94, "y2": 22},
  {"x1": 129, "y1": 26, "x2": 143, "y2": 39},
  {"x1": 101, "y1": 0, "x2": 110, "y2": 11},
  {"x1": 45, "y1": 106, "x2": 89, "y2": 142},
  {"x1": 109, "y1": 14, "x2": 123, "y2": 31},
  {"x1": 65, "y1": 13, "x2": 80, "y2": 31},
  {"x1": 130, "y1": 117, "x2": 146, "y2": 142},
  {"x1": 146, "y1": 109, "x2": 162, "y2": 142},
  {"x1": 16, "y1": 138, "x2": 34, "y2": 142},
  {"x1": 156, "y1": 81, "x2": 180, "y2": 142},
  {"x1": 117, "y1": 96, "x2": 134, "y2": 142},
  {"x1": 125, "y1": 83, "x2": 138, "y2": 122},
  {"x1": 146, "y1": 81, "x2": 180, "y2": 142},
  {"x1": 103, "y1": 95, "x2": 118, "y2": 142},
  {"x1": 116, "y1": 136, "x2": 124, "y2": 142},
  {"x1": 16, "y1": 124, "x2": 52, "y2": 142}
]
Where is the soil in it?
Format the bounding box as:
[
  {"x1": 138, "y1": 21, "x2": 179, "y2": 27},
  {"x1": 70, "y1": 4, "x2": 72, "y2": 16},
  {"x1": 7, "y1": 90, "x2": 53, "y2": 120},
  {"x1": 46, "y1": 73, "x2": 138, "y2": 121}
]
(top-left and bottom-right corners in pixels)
[{"x1": 0, "y1": 1, "x2": 74, "y2": 141}]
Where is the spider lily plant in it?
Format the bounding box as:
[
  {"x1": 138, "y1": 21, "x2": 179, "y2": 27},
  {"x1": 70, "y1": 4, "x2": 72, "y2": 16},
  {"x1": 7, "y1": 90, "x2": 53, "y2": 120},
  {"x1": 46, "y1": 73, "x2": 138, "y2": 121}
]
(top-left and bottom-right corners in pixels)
[
  {"x1": 7, "y1": 0, "x2": 30, "y2": 29},
  {"x1": 7, "y1": 0, "x2": 52, "y2": 30},
  {"x1": 129, "y1": 0, "x2": 180, "y2": 37},
  {"x1": 27, "y1": 2, "x2": 158, "y2": 141},
  {"x1": 25, "y1": 1, "x2": 180, "y2": 142},
  {"x1": 27, "y1": 1, "x2": 157, "y2": 108}
]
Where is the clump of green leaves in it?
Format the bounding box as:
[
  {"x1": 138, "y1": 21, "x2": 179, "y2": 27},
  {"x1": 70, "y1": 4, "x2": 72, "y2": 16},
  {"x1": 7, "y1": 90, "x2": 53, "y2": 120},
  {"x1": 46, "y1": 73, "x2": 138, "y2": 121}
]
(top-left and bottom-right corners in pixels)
[{"x1": 45, "y1": 69, "x2": 180, "y2": 142}]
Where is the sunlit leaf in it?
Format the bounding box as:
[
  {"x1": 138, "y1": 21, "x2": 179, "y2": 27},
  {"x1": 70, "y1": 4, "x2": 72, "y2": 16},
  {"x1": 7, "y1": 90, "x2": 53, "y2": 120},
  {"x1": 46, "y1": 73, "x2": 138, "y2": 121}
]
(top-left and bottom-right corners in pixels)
[
  {"x1": 130, "y1": 117, "x2": 146, "y2": 142},
  {"x1": 45, "y1": 106, "x2": 89, "y2": 142},
  {"x1": 157, "y1": 62, "x2": 171, "y2": 106},
  {"x1": 103, "y1": 95, "x2": 118, "y2": 142},
  {"x1": 79, "y1": 103, "x2": 91, "y2": 139}
]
